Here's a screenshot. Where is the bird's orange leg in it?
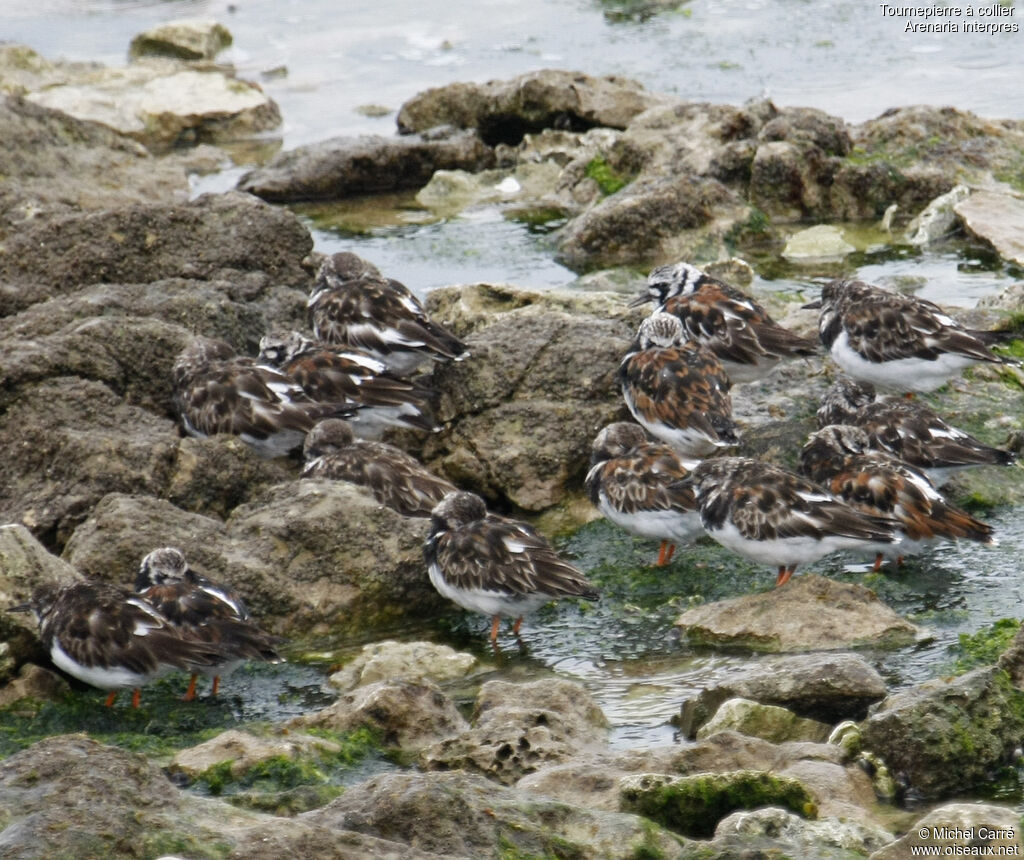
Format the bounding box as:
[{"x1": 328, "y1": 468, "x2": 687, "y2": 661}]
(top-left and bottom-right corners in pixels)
[
  {"x1": 872, "y1": 553, "x2": 884, "y2": 572},
  {"x1": 776, "y1": 565, "x2": 796, "y2": 586},
  {"x1": 489, "y1": 615, "x2": 501, "y2": 643},
  {"x1": 104, "y1": 691, "x2": 118, "y2": 708},
  {"x1": 665, "y1": 543, "x2": 676, "y2": 563},
  {"x1": 512, "y1": 617, "x2": 523, "y2": 636},
  {"x1": 131, "y1": 688, "x2": 141, "y2": 709},
  {"x1": 211, "y1": 676, "x2": 221, "y2": 697},
  {"x1": 656, "y1": 541, "x2": 669, "y2": 566},
  {"x1": 182, "y1": 674, "x2": 199, "y2": 702}
]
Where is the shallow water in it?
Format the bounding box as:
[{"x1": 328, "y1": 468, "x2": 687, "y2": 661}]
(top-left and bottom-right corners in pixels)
[{"x1": 6, "y1": 0, "x2": 1024, "y2": 797}]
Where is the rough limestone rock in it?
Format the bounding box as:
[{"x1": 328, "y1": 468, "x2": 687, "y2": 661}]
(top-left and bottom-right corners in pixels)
[
  {"x1": 306, "y1": 770, "x2": 686, "y2": 858},
  {"x1": 870, "y1": 802, "x2": 1022, "y2": 860},
  {"x1": 906, "y1": 184, "x2": 970, "y2": 245},
  {"x1": 782, "y1": 225, "x2": 855, "y2": 261},
  {"x1": 618, "y1": 770, "x2": 817, "y2": 839},
  {"x1": 0, "y1": 664, "x2": 71, "y2": 707},
  {"x1": 423, "y1": 678, "x2": 608, "y2": 785},
  {"x1": 61, "y1": 482, "x2": 442, "y2": 636},
  {"x1": 676, "y1": 651, "x2": 888, "y2": 737},
  {"x1": 0, "y1": 734, "x2": 443, "y2": 859},
  {"x1": 0, "y1": 92, "x2": 188, "y2": 231},
  {"x1": 169, "y1": 728, "x2": 346, "y2": 782},
  {"x1": 713, "y1": 807, "x2": 894, "y2": 859},
  {"x1": 26, "y1": 62, "x2": 279, "y2": 151},
  {"x1": 859, "y1": 667, "x2": 1024, "y2": 800},
  {"x1": 328, "y1": 640, "x2": 478, "y2": 691},
  {"x1": 396, "y1": 69, "x2": 664, "y2": 142},
  {"x1": 955, "y1": 189, "x2": 1024, "y2": 266},
  {"x1": 129, "y1": 18, "x2": 233, "y2": 61},
  {"x1": 675, "y1": 575, "x2": 922, "y2": 652},
  {"x1": 237, "y1": 127, "x2": 495, "y2": 202},
  {"x1": 291, "y1": 680, "x2": 469, "y2": 752},
  {"x1": 696, "y1": 697, "x2": 831, "y2": 744}
]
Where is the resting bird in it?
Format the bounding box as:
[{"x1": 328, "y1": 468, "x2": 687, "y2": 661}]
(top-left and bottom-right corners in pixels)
[
  {"x1": 804, "y1": 278, "x2": 1015, "y2": 394},
  {"x1": 308, "y1": 252, "x2": 468, "y2": 376},
  {"x1": 800, "y1": 424, "x2": 996, "y2": 570},
  {"x1": 585, "y1": 422, "x2": 702, "y2": 567},
  {"x1": 424, "y1": 491, "x2": 599, "y2": 643},
  {"x1": 258, "y1": 330, "x2": 438, "y2": 436},
  {"x1": 172, "y1": 337, "x2": 352, "y2": 457},
  {"x1": 632, "y1": 261, "x2": 818, "y2": 383},
  {"x1": 687, "y1": 457, "x2": 899, "y2": 585},
  {"x1": 135, "y1": 547, "x2": 283, "y2": 701},
  {"x1": 8, "y1": 581, "x2": 226, "y2": 708},
  {"x1": 619, "y1": 312, "x2": 739, "y2": 457},
  {"x1": 817, "y1": 377, "x2": 1017, "y2": 485},
  {"x1": 302, "y1": 419, "x2": 457, "y2": 517}
]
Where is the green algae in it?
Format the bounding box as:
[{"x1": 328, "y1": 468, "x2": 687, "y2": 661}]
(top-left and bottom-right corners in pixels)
[
  {"x1": 584, "y1": 156, "x2": 633, "y2": 195},
  {"x1": 952, "y1": 618, "x2": 1022, "y2": 673}
]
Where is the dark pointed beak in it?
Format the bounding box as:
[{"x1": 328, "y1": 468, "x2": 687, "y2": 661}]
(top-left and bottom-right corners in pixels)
[
  {"x1": 802, "y1": 299, "x2": 822, "y2": 310},
  {"x1": 628, "y1": 293, "x2": 655, "y2": 308},
  {"x1": 7, "y1": 602, "x2": 31, "y2": 613}
]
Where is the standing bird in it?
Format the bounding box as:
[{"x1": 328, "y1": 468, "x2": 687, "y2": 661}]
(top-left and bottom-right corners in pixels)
[
  {"x1": 424, "y1": 491, "x2": 599, "y2": 643},
  {"x1": 619, "y1": 312, "x2": 739, "y2": 457},
  {"x1": 632, "y1": 262, "x2": 818, "y2": 384},
  {"x1": 8, "y1": 581, "x2": 226, "y2": 708},
  {"x1": 585, "y1": 422, "x2": 702, "y2": 567},
  {"x1": 687, "y1": 457, "x2": 899, "y2": 585},
  {"x1": 258, "y1": 330, "x2": 438, "y2": 437},
  {"x1": 302, "y1": 419, "x2": 457, "y2": 517},
  {"x1": 804, "y1": 279, "x2": 1015, "y2": 394},
  {"x1": 172, "y1": 337, "x2": 352, "y2": 458},
  {"x1": 308, "y1": 252, "x2": 468, "y2": 376},
  {"x1": 135, "y1": 547, "x2": 283, "y2": 701},
  {"x1": 817, "y1": 377, "x2": 1017, "y2": 485}
]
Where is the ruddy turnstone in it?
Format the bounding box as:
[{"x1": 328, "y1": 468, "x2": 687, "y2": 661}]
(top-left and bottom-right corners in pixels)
[
  {"x1": 804, "y1": 278, "x2": 1014, "y2": 393},
  {"x1": 585, "y1": 422, "x2": 702, "y2": 567},
  {"x1": 632, "y1": 262, "x2": 818, "y2": 384},
  {"x1": 619, "y1": 312, "x2": 739, "y2": 457},
  {"x1": 424, "y1": 491, "x2": 599, "y2": 642},
  {"x1": 135, "y1": 547, "x2": 283, "y2": 700},
  {"x1": 172, "y1": 337, "x2": 352, "y2": 458},
  {"x1": 308, "y1": 252, "x2": 469, "y2": 376},
  {"x1": 817, "y1": 378, "x2": 1017, "y2": 484},
  {"x1": 8, "y1": 581, "x2": 226, "y2": 708},
  {"x1": 258, "y1": 330, "x2": 438, "y2": 437},
  {"x1": 800, "y1": 424, "x2": 995, "y2": 569},
  {"x1": 687, "y1": 457, "x2": 899, "y2": 585},
  {"x1": 302, "y1": 419, "x2": 457, "y2": 517}
]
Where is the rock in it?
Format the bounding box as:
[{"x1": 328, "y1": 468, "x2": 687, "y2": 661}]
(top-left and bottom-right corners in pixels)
[
  {"x1": 782, "y1": 225, "x2": 855, "y2": 261},
  {"x1": 415, "y1": 162, "x2": 564, "y2": 216},
  {"x1": 618, "y1": 770, "x2": 817, "y2": 838},
  {"x1": 0, "y1": 191, "x2": 314, "y2": 301},
  {"x1": 396, "y1": 69, "x2": 664, "y2": 143},
  {"x1": 169, "y1": 728, "x2": 346, "y2": 782},
  {"x1": 713, "y1": 807, "x2": 894, "y2": 859},
  {"x1": 328, "y1": 640, "x2": 478, "y2": 691},
  {"x1": 26, "y1": 62, "x2": 279, "y2": 152},
  {"x1": 0, "y1": 663, "x2": 71, "y2": 707},
  {"x1": 675, "y1": 575, "x2": 922, "y2": 652},
  {"x1": 869, "y1": 803, "x2": 1022, "y2": 860},
  {"x1": 697, "y1": 697, "x2": 831, "y2": 744},
  {"x1": 955, "y1": 189, "x2": 1024, "y2": 266},
  {"x1": 905, "y1": 184, "x2": 970, "y2": 245},
  {"x1": 237, "y1": 127, "x2": 495, "y2": 202},
  {"x1": 0, "y1": 92, "x2": 188, "y2": 231},
  {"x1": 859, "y1": 667, "x2": 1024, "y2": 800},
  {"x1": 129, "y1": 18, "x2": 233, "y2": 61},
  {"x1": 306, "y1": 770, "x2": 686, "y2": 859},
  {"x1": 291, "y1": 680, "x2": 469, "y2": 752},
  {"x1": 62, "y1": 481, "x2": 443, "y2": 636},
  {"x1": 998, "y1": 622, "x2": 1024, "y2": 687},
  {"x1": 423, "y1": 677, "x2": 608, "y2": 785},
  {"x1": 676, "y1": 652, "x2": 888, "y2": 737}
]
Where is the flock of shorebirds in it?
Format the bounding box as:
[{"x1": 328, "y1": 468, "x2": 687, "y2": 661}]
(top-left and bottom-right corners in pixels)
[{"x1": 9, "y1": 253, "x2": 1020, "y2": 707}]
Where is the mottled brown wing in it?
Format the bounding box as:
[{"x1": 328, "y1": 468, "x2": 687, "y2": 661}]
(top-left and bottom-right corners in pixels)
[
  {"x1": 435, "y1": 517, "x2": 598, "y2": 599},
  {"x1": 588, "y1": 445, "x2": 696, "y2": 515}
]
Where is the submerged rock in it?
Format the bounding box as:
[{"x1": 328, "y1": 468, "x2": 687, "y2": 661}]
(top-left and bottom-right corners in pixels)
[
  {"x1": 782, "y1": 225, "x2": 855, "y2": 262},
  {"x1": 328, "y1": 640, "x2": 479, "y2": 691},
  {"x1": 675, "y1": 575, "x2": 922, "y2": 652},
  {"x1": 859, "y1": 667, "x2": 1024, "y2": 800}
]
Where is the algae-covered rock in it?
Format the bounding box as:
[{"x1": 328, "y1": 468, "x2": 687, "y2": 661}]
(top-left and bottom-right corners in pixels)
[
  {"x1": 129, "y1": 18, "x2": 233, "y2": 61},
  {"x1": 328, "y1": 640, "x2": 478, "y2": 691},
  {"x1": 675, "y1": 574, "x2": 922, "y2": 652},
  {"x1": 423, "y1": 677, "x2": 608, "y2": 784},
  {"x1": 859, "y1": 667, "x2": 1024, "y2": 800},
  {"x1": 618, "y1": 770, "x2": 817, "y2": 838},
  {"x1": 870, "y1": 802, "x2": 1022, "y2": 859},
  {"x1": 307, "y1": 769, "x2": 686, "y2": 859},
  {"x1": 697, "y1": 697, "x2": 831, "y2": 744},
  {"x1": 782, "y1": 224, "x2": 855, "y2": 261}
]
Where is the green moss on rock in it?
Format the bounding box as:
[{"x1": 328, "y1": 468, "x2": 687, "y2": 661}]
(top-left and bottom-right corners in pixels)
[
  {"x1": 954, "y1": 619, "x2": 1022, "y2": 673},
  {"x1": 619, "y1": 770, "x2": 816, "y2": 838}
]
